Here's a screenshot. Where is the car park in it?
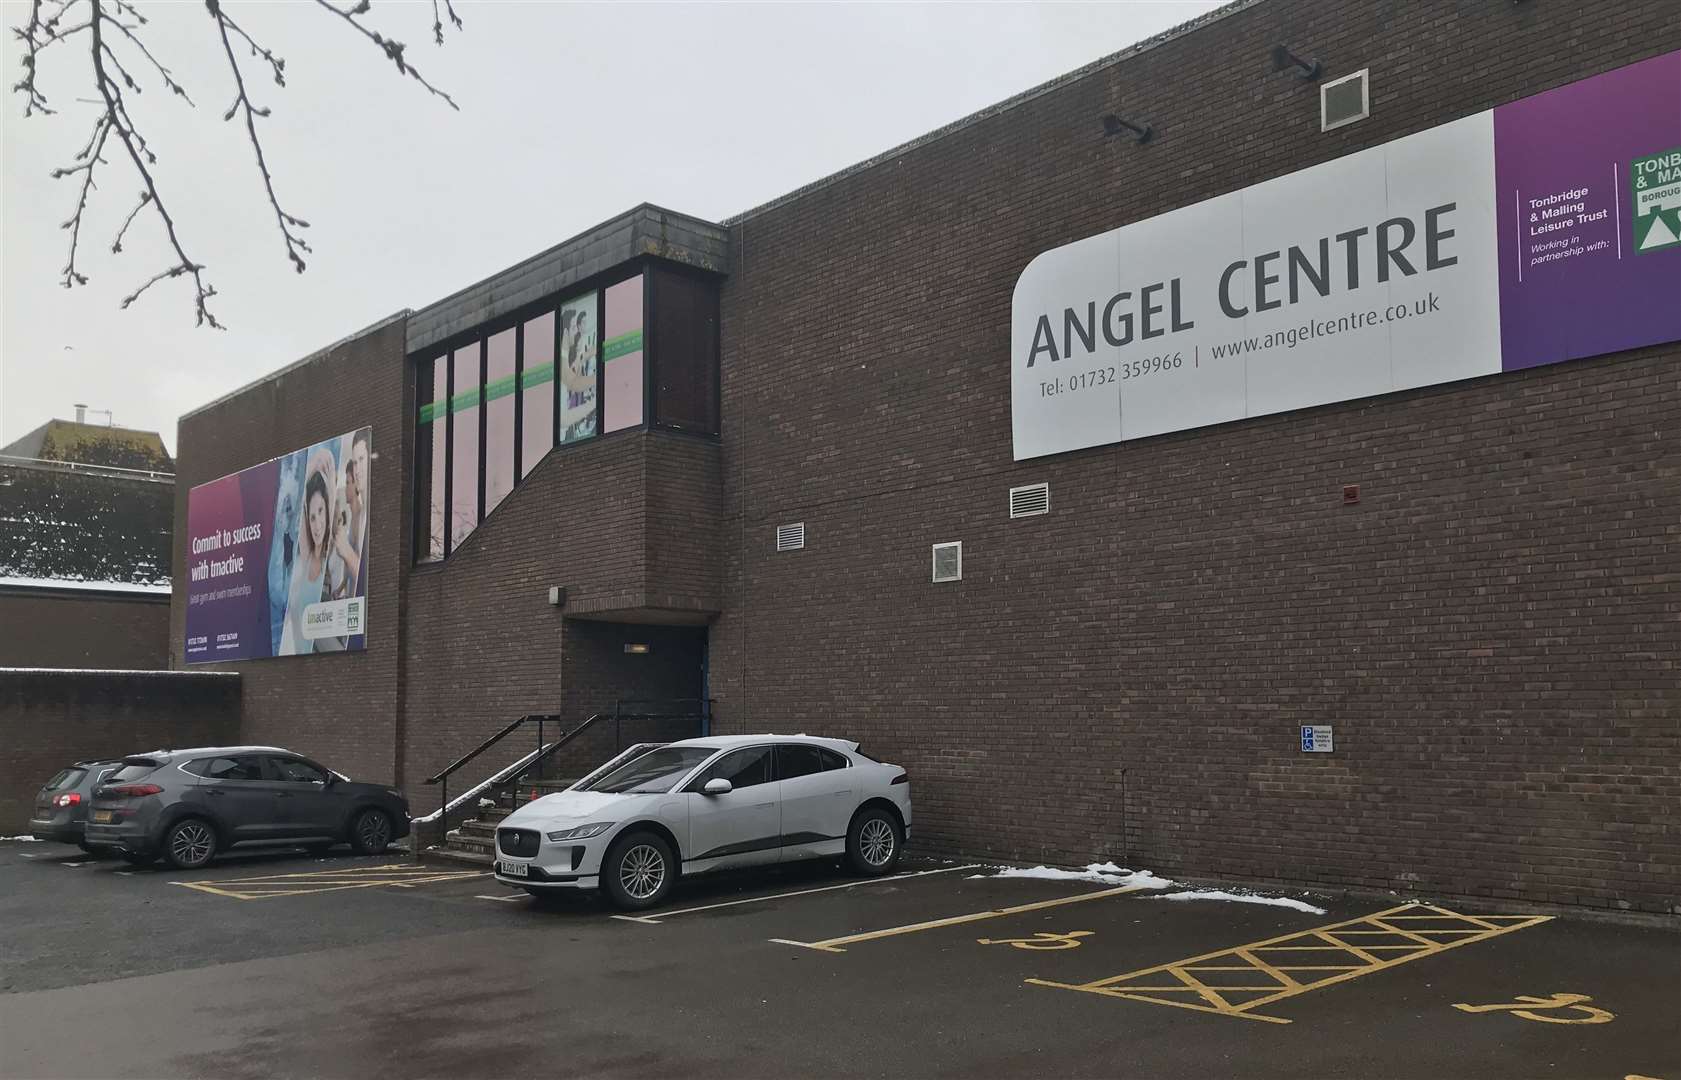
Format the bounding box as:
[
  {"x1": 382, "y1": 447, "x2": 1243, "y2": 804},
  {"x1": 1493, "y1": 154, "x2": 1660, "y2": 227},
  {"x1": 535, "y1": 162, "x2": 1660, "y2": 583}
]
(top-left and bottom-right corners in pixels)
[
  {"x1": 82, "y1": 745, "x2": 410, "y2": 870},
  {"x1": 492, "y1": 734, "x2": 911, "y2": 909},
  {"x1": 28, "y1": 760, "x2": 125, "y2": 852}
]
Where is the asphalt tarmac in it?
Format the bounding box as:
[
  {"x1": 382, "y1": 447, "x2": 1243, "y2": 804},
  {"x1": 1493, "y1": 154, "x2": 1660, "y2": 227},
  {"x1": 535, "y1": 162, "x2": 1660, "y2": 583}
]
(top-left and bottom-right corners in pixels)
[{"x1": 2, "y1": 840, "x2": 1675, "y2": 1079}]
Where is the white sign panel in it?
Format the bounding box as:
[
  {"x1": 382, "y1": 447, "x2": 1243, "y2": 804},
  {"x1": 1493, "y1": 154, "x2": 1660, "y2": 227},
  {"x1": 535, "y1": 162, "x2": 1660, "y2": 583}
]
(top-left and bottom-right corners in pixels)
[
  {"x1": 1300, "y1": 725, "x2": 1334, "y2": 753},
  {"x1": 1011, "y1": 114, "x2": 1501, "y2": 459}
]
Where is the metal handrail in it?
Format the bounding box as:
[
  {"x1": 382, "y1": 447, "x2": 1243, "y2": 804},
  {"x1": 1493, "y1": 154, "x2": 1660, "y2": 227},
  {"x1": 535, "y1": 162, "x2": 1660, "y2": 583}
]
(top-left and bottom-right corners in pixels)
[{"x1": 424, "y1": 714, "x2": 552, "y2": 785}]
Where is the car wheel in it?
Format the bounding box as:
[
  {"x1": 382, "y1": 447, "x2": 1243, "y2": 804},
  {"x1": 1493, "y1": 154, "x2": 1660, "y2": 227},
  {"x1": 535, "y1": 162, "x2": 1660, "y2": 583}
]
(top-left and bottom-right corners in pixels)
[
  {"x1": 163, "y1": 819, "x2": 218, "y2": 870},
  {"x1": 119, "y1": 851, "x2": 154, "y2": 867},
  {"x1": 846, "y1": 806, "x2": 903, "y2": 875},
  {"x1": 349, "y1": 809, "x2": 393, "y2": 855},
  {"x1": 602, "y1": 832, "x2": 675, "y2": 911}
]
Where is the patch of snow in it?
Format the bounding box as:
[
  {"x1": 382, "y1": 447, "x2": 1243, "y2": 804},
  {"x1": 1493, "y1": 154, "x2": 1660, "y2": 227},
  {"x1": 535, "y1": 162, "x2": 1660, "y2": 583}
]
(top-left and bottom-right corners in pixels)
[
  {"x1": 0, "y1": 575, "x2": 170, "y2": 594},
  {"x1": 1, "y1": 835, "x2": 45, "y2": 842},
  {"x1": 971, "y1": 863, "x2": 1175, "y2": 890},
  {"x1": 478, "y1": 798, "x2": 498, "y2": 808},
  {"x1": 1151, "y1": 890, "x2": 1326, "y2": 914}
]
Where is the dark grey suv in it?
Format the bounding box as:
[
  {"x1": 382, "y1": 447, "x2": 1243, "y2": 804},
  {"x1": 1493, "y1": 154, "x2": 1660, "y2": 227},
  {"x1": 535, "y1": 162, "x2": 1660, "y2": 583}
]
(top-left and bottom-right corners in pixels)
[
  {"x1": 29, "y1": 760, "x2": 125, "y2": 851},
  {"x1": 83, "y1": 745, "x2": 410, "y2": 870}
]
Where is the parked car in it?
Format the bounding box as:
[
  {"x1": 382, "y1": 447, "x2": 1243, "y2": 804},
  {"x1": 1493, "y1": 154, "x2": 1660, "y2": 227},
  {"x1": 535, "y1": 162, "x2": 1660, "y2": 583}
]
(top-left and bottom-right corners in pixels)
[
  {"x1": 82, "y1": 745, "x2": 410, "y2": 870},
  {"x1": 493, "y1": 734, "x2": 911, "y2": 910},
  {"x1": 29, "y1": 760, "x2": 126, "y2": 852}
]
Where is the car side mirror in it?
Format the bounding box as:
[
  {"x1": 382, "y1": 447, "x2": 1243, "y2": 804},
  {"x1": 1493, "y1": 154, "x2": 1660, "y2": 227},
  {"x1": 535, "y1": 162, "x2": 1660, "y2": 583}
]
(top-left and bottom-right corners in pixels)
[{"x1": 702, "y1": 778, "x2": 733, "y2": 796}]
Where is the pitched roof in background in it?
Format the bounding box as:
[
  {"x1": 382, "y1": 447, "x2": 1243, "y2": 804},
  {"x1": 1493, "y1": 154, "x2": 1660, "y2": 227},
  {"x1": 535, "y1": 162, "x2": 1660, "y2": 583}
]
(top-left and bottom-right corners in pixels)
[{"x1": 0, "y1": 419, "x2": 173, "y2": 472}]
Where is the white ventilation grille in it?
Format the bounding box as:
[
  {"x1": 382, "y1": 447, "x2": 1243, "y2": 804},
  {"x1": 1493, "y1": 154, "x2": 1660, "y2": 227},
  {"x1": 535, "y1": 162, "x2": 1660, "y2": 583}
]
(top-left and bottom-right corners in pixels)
[
  {"x1": 931, "y1": 541, "x2": 962, "y2": 583},
  {"x1": 1009, "y1": 482, "x2": 1050, "y2": 519},
  {"x1": 775, "y1": 522, "x2": 805, "y2": 552},
  {"x1": 1321, "y1": 69, "x2": 1369, "y2": 132}
]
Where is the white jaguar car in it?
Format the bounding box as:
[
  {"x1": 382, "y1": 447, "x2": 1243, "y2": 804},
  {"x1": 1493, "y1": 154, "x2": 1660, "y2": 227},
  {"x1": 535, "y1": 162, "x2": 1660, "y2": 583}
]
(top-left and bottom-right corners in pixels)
[{"x1": 492, "y1": 735, "x2": 911, "y2": 910}]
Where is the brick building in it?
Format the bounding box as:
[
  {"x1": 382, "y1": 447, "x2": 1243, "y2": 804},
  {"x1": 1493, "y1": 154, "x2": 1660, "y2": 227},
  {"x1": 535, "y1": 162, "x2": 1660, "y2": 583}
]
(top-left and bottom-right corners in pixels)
[{"x1": 171, "y1": 1, "x2": 1680, "y2": 915}]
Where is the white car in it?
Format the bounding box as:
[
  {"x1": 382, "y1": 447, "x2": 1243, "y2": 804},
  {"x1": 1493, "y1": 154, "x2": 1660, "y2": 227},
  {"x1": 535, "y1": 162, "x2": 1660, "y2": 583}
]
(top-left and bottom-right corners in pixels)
[{"x1": 492, "y1": 734, "x2": 911, "y2": 910}]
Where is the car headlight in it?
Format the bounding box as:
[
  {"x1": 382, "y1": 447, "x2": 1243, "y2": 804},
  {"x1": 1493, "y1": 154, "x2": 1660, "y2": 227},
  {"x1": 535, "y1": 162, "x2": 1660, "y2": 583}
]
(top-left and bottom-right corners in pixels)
[{"x1": 546, "y1": 822, "x2": 614, "y2": 842}]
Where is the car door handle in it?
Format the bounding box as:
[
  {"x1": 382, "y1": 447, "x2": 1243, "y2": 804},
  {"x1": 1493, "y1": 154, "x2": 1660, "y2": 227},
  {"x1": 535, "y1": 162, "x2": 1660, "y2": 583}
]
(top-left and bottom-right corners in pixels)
[{"x1": 754, "y1": 802, "x2": 774, "y2": 809}]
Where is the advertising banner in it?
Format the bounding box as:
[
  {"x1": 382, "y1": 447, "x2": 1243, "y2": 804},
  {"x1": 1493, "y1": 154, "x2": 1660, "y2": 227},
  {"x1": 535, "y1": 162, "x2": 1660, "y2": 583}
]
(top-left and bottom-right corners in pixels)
[
  {"x1": 184, "y1": 427, "x2": 371, "y2": 663},
  {"x1": 1011, "y1": 50, "x2": 1681, "y2": 460}
]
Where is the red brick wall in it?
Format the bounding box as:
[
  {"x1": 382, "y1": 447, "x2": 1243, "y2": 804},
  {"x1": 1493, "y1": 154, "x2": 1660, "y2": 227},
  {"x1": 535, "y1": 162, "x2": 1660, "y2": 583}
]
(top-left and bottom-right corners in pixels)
[
  {"x1": 710, "y1": 2, "x2": 1681, "y2": 913},
  {"x1": 0, "y1": 590, "x2": 169, "y2": 670},
  {"x1": 171, "y1": 316, "x2": 408, "y2": 789},
  {"x1": 0, "y1": 670, "x2": 239, "y2": 830}
]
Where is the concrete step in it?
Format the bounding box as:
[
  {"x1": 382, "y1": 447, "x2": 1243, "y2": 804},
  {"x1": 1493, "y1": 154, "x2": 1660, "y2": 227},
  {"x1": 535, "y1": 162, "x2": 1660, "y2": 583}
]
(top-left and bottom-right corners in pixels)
[
  {"x1": 443, "y1": 830, "x2": 494, "y2": 856},
  {"x1": 418, "y1": 845, "x2": 494, "y2": 869},
  {"x1": 457, "y1": 819, "x2": 498, "y2": 839}
]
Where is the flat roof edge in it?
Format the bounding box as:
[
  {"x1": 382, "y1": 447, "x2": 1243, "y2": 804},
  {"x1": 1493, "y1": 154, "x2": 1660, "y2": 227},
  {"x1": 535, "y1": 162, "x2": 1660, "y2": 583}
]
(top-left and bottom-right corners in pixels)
[
  {"x1": 722, "y1": 0, "x2": 1264, "y2": 226},
  {"x1": 179, "y1": 309, "x2": 410, "y2": 424}
]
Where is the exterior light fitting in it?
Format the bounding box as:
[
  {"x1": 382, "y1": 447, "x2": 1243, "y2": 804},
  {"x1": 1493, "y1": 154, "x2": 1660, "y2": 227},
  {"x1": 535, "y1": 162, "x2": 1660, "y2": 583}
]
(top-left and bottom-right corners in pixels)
[
  {"x1": 1271, "y1": 44, "x2": 1323, "y2": 81},
  {"x1": 1101, "y1": 113, "x2": 1153, "y2": 144}
]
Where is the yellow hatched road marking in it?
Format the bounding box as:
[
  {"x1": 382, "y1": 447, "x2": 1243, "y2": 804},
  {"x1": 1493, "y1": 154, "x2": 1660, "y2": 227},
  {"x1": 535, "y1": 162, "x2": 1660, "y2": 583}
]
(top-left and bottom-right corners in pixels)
[
  {"x1": 172, "y1": 863, "x2": 488, "y2": 900},
  {"x1": 1027, "y1": 903, "x2": 1551, "y2": 1025}
]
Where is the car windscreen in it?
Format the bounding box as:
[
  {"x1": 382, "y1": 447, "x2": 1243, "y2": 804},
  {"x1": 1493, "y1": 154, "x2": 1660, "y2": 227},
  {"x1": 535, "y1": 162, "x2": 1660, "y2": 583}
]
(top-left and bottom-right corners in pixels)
[
  {"x1": 106, "y1": 761, "x2": 162, "y2": 783},
  {"x1": 45, "y1": 768, "x2": 86, "y2": 791},
  {"x1": 582, "y1": 747, "x2": 719, "y2": 794}
]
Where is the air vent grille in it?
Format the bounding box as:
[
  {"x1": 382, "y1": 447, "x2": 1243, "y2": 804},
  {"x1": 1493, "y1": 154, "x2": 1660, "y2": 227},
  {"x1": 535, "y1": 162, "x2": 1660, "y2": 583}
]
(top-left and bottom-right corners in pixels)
[
  {"x1": 931, "y1": 541, "x2": 962, "y2": 583},
  {"x1": 1321, "y1": 69, "x2": 1369, "y2": 132},
  {"x1": 775, "y1": 522, "x2": 805, "y2": 552},
  {"x1": 1009, "y1": 483, "x2": 1050, "y2": 519}
]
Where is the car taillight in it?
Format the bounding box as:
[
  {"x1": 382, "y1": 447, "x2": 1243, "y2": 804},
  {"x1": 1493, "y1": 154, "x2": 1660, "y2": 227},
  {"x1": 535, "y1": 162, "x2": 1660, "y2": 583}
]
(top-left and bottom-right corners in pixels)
[
  {"x1": 891, "y1": 772, "x2": 909, "y2": 785},
  {"x1": 53, "y1": 792, "x2": 83, "y2": 808},
  {"x1": 109, "y1": 784, "x2": 163, "y2": 797}
]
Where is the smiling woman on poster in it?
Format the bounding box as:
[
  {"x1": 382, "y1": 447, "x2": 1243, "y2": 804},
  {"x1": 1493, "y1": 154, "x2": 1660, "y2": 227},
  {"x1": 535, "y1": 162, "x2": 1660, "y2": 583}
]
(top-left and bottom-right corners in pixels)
[{"x1": 279, "y1": 450, "x2": 338, "y2": 654}]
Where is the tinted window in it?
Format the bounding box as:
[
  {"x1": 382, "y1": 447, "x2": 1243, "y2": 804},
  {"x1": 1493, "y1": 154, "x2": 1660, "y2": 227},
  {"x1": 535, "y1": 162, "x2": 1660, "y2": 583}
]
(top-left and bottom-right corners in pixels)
[
  {"x1": 776, "y1": 745, "x2": 824, "y2": 781},
  {"x1": 202, "y1": 757, "x2": 265, "y2": 781},
  {"x1": 484, "y1": 327, "x2": 516, "y2": 515},
  {"x1": 584, "y1": 746, "x2": 716, "y2": 794},
  {"x1": 180, "y1": 759, "x2": 215, "y2": 777},
  {"x1": 46, "y1": 768, "x2": 86, "y2": 791},
  {"x1": 108, "y1": 762, "x2": 161, "y2": 782},
  {"x1": 271, "y1": 758, "x2": 327, "y2": 783},
  {"x1": 698, "y1": 747, "x2": 773, "y2": 790},
  {"x1": 817, "y1": 748, "x2": 849, "y2": 771}
]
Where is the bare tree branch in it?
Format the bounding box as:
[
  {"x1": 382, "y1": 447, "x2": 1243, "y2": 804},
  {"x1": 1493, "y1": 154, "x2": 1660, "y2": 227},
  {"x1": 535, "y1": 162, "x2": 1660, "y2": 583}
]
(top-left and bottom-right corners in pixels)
[
  {"x1": 312, "y1": 0, "x2": 459, "y2": 110},
  {"x1": 107, "y1": 15, "x2": 194, "y2": 104},
  {"x1": 430, "y1": 0, "x2": 462, "y2": 46},
  {"x1": 206, "y1": 0, "x2": 310, "y2": 274},
  {"x1": 51, "y1": 113, "x2": 111, "y2": 287},
  {"x1": 111, "y1": 190, "x2": 151, "y2": 253}
]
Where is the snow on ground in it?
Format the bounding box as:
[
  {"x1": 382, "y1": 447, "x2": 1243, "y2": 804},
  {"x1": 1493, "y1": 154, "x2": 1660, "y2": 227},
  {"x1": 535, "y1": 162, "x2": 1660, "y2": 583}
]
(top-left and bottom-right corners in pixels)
[
  {"x1": 1151, "y1": 889, "x2": 1326, "y2": 914},
  {"x1": 1, "y1": 835, "x2": 45, "y2": 842},
  {"x1": 971, "y1": 862, "x2": 1175, "y2": 889}
]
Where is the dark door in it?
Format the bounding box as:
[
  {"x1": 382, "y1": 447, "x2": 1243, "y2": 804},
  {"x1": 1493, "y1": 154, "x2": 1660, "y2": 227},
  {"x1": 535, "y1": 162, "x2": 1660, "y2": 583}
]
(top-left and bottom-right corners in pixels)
[
  {"x1": 267, "y1": 755, "x2": 342, "y2": 838},
  {"x1": 195, "y1": 755, "x2": 288, "y2": 840}
]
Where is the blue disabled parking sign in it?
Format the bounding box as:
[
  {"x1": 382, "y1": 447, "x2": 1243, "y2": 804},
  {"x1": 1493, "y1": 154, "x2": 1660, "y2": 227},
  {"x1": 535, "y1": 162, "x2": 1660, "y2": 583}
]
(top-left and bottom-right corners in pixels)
[{"x1": 1301, "y1": 725, "x2": 1333, "y2": 753}]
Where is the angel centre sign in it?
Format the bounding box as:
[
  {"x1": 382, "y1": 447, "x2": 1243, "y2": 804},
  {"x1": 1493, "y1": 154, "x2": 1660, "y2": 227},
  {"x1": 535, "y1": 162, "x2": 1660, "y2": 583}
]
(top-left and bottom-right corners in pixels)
[{"x1": 1010, "y1": 51, "x2": 1681, "y2": 460}]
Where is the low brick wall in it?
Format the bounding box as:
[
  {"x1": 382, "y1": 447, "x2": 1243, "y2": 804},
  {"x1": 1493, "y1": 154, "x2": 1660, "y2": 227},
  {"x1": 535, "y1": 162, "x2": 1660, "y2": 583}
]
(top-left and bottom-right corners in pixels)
[{"x1": 0, "y1": 669, "x2": 240, "y2": 831}]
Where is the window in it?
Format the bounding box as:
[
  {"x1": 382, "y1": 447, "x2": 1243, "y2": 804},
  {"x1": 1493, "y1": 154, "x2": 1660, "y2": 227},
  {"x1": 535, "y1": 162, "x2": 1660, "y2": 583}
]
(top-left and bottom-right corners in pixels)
[
  {"x1": 417, "y1": 357, "x2": 447, "y2": 562},
  {"x1": 108, "y1": 761, "x2": 161, "y2": 782},
  {"x1": 520, "y1": 311, "x2": 555, "y2": 477},
  {"x1": 201, "y1": 757, "x2": 265, "y2": 781},
  {"x1": 602, "y1": 274, "x2": 644, "y2": 433},
  {"x1": 484, "y1": 328, "x2": 517, "y2": 515},
  {"x1": 776, "y1": 744, "x2": 825, "y2": 781},
  {"x1": 559, "y1": 294, "x2": 599, "y2": 443},
  {"x1": 179, "y1": 759, "x2": 214, "y2": 777},
  {"x1": 450, "y1": 343, "x2": 481, "y2": 549},
  {"x1": 817, "y1": 748, "x2": 849, "y2": 771},
  {"x1": 583, "y1": 746, "x2": 716, "y2": 794},
  {"x1": 270, "y1": 757, "x2": 327, "y2": 783},
  {"x1": 46, "y1": 768, "x2": 86, "y2": 790},
  {"x1": 650, "y1": 269, "x2": 719, "y2": 434},
  {"x1": 695, "y1": 746, "x2": 773, "y2": 790}
]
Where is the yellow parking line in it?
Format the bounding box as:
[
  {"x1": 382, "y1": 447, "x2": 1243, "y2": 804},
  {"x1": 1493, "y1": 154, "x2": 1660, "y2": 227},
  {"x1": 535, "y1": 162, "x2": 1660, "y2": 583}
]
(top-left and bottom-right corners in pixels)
[
  {"x1": 172, "y1": 867, "x2": 488, "y2": 900},
  {"x1": 770, "y1": 881, "x2": 1158, "y2": 953},
  {"x1": 613, "y1": 864, "x2": 984, "y2": 925}
]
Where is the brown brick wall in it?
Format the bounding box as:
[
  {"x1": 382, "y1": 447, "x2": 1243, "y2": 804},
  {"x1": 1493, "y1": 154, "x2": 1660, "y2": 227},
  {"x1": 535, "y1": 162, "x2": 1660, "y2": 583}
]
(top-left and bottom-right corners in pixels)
[
  {"x1": 0, "y1": 670, "x2": 239, "y2": 830},
  {"x1": 0, "y1": 590, "x2": 169, "y2": 670},
  {"x1": 170, "y1": 315, "x2": 408, "y2": 789},
  {"x1": 710, "y1": 1, "x2": 1681, "y2": 913}
]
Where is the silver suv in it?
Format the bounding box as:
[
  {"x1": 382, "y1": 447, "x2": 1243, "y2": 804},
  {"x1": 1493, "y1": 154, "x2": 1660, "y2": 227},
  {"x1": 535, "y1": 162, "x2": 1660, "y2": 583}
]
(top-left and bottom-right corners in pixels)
[{"x1": 83, "y1": 745, "x2": 410, "y2": 870}]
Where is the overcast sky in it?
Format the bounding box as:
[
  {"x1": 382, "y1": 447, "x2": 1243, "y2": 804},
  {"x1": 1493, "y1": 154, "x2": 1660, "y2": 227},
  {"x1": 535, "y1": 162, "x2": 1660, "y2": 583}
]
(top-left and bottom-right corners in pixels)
[{"x1": 2, "y1": 0, "x2": 1221, "y2": 453}]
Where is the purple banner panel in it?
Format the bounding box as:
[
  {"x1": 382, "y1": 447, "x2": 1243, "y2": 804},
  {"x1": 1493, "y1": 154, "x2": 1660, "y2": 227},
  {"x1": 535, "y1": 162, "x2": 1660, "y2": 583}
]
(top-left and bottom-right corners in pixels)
[
  {"x1": 1495, "y1": 50, "x2": 1681, "y2": 372},
  {"x1": 184, "y1": 427, "x2": 372, "y2": 664}
]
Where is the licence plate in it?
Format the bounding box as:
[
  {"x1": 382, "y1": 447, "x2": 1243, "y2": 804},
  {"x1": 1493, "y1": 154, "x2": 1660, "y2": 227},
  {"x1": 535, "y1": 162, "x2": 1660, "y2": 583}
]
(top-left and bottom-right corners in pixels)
[
  {"x1": 497, "y1": 860, "x2": 529, "y2": 878},
  {"x1": 92, "y1": 810, "x2": 114, "y2": 823}
]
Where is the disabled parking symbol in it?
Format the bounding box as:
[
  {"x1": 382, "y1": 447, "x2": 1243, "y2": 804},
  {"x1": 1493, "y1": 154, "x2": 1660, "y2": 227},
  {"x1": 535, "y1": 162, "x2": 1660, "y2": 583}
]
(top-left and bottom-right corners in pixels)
[
  {"x1": 977, "y1": 930, "x2": 1094, "y2": 951},
  {"x1": 1452, "y1": 992, "x2": 1615, "y2": 1024}
]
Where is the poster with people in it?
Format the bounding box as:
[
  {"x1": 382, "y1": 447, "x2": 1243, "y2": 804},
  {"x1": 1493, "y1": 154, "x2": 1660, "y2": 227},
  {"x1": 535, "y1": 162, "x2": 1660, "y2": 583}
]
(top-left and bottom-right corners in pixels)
[
  {"x1": 184, "y1": 427, "x2": 371, "y2": 663},
  {"x1": 558, "y1": 294, "x2": 599, "y2": 443}
]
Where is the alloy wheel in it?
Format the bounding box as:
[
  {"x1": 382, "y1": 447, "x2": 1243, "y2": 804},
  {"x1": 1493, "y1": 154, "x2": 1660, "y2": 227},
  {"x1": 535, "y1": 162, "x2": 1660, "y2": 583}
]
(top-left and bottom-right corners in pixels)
[
  {"x1": 171, "y1": 822, "x2": 214, "y2": 867},
  {"x1": 619, "y1": 843, "x2": 666, "y2": 900},
  {"x1": 358, "y1": 812, "x2": 390, "y2": 849},
  {"x1": 860, "y1": 818, "x2": 895, "y2": 866}
]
